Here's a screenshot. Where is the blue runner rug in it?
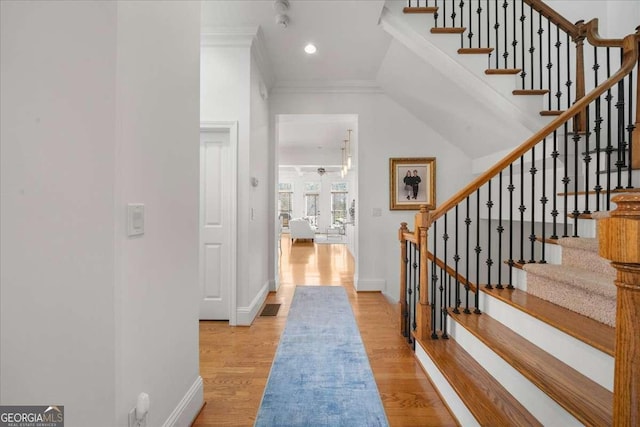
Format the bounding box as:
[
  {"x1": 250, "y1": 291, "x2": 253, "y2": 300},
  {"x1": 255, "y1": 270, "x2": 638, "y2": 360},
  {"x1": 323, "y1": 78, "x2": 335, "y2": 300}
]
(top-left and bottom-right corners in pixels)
[{"x1": 255, "y1": 286, "x2": 389, "y2": 427}]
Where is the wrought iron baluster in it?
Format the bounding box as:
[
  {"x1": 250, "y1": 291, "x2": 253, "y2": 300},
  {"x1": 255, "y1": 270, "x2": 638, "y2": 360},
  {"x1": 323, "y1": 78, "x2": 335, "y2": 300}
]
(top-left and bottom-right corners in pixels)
[
  {"x1": 562, "y1": 123, "x2": 570, "y2": 237},
  {"x1": 538, "y1": 12, "x2": 543, "y2": 90},
  {"x1": 519, "y1": 155, "x2": 526, "y2": 264},
  {"x1": 444, "y1": 213, "x2": 450, "y2": 310},
  {"x1": 547, "y1": 19, "x2": 552, "y2": 109},
  {"x1": 434, "y1": 0, "x2": 439, "y2": 28},
  {"x1": 474, "y1": 189, "x2": 481, "y2": 314},
  {"x1": 519, "y1": 0, "x2": 526, "y2": 89},
  {"x1": 508, "y1": 163, "x2": 515, "y2": 288},
  {"x1": 460, "y1": 0, "x2": 465, "y2": 48},
  {"x1": 451, "y1": 0, "x2": 457, "y2": 28},
  {"x1": 454, "y1": 205, "x2": 461, "y2": 313},
  {"x1": 467, "y1": 0, "x2": 473, "y2": 48},
  {"x1": 605, "y1": 47, "x2": 613, "y2": 209},
  {"x1": 551, "y1": 130, "x2": 559, "y2": 239},
  {"x1": 411, "y1": 244, "x2": 422, "y2": 342},
  {"x1": 594, "y1": 46, "x2": 603, "y2": 212},
  {"x1": 503, "y1": 0, "x2": 509, "y2": 68},
  {"x1": 572, "y1": 131, "x2": 581, "y2": 236},
  {"x1": 486, "y1": 179, "x2": 493, "y2": 289},
  {"x1": 512, "y1": 0, "x2": 517, "y2": 69},
  {"x1": 442, "y1": 215, "x2": 450, "y2": 339},
  {"x1": 556, "y1": 26, "x2": 562, "y2": 110},
  {"x1": 529, "y1": 146, "x2": 537, "y2": 262},
  {"x1": 540, "y1": 138, "x2": 548, "y2": 263},
  {"x1": 494, "y1": 0, "x2": 500, "y2": 69},
  {"x1": 583, "y1": 105, "x2": 592, "y2": 214},
  {"x1": 464, "y1": 197, "x2": 471, "y2": 313},
  {"x1": 566, "y1": 32, "x2": 572, "y2": 110},
  {"x1": 497, "y1": 171, "x2": 504, "y2": 288},
  {"x1": 616, "y1": 77, "x2": 625, "y2": 189},
  {"x1": 432, "y1": 222, "x2": 439, "y2": 339},
  {"x1": 626, "y1": 71, "x2": 635, "y2": 189},
  {"x1": 403, "y1": 240, "x2": 410, "y2": 339}
]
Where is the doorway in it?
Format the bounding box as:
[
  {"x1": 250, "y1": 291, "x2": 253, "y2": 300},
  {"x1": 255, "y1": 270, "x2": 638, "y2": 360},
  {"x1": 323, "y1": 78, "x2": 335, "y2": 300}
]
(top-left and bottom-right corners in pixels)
[{"x1": 199, "y1": 122, "x2": 238, "y2": 323}]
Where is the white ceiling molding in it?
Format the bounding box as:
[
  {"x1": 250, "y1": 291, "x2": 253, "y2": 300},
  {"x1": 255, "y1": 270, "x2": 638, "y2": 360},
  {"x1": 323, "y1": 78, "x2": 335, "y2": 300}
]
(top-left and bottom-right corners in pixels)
[
  {"x1": 201, "y1": 26, "x2": 258, "y2": 47},
  {"x1": 272, "y1": 80, "x2": 384, "y2": 94},
  {"x1": 251, "y1": 27, "x2": 276, "y2": 89}
]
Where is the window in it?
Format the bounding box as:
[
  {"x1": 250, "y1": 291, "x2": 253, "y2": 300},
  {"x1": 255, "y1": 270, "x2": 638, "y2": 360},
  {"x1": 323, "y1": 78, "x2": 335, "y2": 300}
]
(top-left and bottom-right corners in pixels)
[
  {"x1": 278, "y1": 183, "x2": 293, "y2": 227},
  {"x1": 305, "y1": 194, "x2": 319, "y2": 228},
  {"x1": 331, "y1": 182, "x2": 348, "y2": 226}
]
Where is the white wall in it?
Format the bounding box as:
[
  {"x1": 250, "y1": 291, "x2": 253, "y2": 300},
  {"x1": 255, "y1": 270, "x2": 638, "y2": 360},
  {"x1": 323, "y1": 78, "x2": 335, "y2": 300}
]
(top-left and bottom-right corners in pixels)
[
  {"x1": 115, "y1": 2, "x2": 202, "y2": 426},
  {"x1": 201, "y1": 33, "x2": 272, "y2": 322},
  {"x1": 1, "y1": 2, "x2": 202, "y2": 426},
  {"x1": 0, "y1": 2, "x2": 118, "y2": 424},
  {"x1": 270, "y1": 90, "x2": 472, "y2": 300},
  {"x1": 249, "y1": 49, "x2": 272, "y2": 305}
]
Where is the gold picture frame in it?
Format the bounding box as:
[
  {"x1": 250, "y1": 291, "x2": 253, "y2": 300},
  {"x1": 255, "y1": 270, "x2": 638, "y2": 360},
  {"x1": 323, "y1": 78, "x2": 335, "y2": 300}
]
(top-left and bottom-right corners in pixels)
[{"x1": 389, "y1": 157, "x2": 436, "y2": 210}]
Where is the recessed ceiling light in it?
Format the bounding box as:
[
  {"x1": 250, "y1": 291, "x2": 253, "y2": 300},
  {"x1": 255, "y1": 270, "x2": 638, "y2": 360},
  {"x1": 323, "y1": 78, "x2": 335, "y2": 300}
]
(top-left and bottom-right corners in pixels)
[{"x1": 304, "y1": 44, "x2": 317, "y2": 54}]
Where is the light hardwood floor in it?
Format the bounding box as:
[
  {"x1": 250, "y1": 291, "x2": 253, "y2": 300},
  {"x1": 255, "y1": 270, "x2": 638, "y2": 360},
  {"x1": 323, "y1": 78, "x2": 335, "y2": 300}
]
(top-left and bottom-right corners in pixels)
[{"x1": 192, "y1": 236, "x2": 458, "y2": 426}]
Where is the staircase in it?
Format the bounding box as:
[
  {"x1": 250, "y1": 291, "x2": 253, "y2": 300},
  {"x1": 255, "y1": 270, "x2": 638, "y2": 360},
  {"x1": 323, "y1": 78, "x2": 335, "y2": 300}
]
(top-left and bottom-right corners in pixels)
[{"x1": 392, "y1": 0, "x2": 640, "y2": 425}]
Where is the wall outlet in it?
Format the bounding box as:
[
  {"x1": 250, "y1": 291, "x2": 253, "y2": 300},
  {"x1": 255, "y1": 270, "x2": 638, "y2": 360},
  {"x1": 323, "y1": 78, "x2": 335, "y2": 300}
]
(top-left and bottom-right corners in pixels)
[{"x1": 128, "y1": 408, "x2": 146, "y2": 427}]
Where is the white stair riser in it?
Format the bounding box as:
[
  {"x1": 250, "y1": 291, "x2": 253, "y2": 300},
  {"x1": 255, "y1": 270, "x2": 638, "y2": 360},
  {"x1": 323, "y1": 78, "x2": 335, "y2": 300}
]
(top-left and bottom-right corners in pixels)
[
  {"x1": 448, "y1": 317, "x2": 582, "y2": 426},
  {"x1": 478, "y1": 291, "x2": 614, "y2": 391}
]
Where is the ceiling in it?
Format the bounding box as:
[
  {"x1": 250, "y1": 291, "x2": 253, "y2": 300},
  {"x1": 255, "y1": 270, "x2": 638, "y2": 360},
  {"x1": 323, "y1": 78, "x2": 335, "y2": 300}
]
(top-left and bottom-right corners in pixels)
[
  {"x1": 201, "y1": 1, "x2": 390, "y2": 171},
  {"x1": 201, "y1": 0, "x2": 391, "y2": 84}
]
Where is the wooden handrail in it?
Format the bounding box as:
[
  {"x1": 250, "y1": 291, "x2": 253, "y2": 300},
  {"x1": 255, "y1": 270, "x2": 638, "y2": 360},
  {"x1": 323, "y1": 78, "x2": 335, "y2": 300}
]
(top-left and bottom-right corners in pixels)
[
  {"x1": 430, "y1": 29, "x2": 640, "y2": 225},
  {"x1": 525, "y1": 0, "x2": 579, "y2": 39}
]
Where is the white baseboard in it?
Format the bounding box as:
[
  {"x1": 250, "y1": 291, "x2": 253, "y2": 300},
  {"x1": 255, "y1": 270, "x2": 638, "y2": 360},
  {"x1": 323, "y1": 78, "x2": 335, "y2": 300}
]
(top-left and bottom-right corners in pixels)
[
  {"x1": 236, "y1": 281, "x2": 269, "y2": 325},
  {"x1": 356, "y1": 278, "x2": 385, "y2": 292},
  {"x1": 162, "y1": 376, "x2": 203, "y2": 427}
]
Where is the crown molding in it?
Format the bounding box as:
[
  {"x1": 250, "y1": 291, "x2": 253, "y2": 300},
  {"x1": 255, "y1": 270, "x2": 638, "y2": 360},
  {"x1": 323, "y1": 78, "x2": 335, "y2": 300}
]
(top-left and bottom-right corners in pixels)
[
  {"x1": 201, "y1": 26, "x2": 258, "y2": 47},
  {"x1": 272, "y1": 80, "x2": 384, "y2": 94}
]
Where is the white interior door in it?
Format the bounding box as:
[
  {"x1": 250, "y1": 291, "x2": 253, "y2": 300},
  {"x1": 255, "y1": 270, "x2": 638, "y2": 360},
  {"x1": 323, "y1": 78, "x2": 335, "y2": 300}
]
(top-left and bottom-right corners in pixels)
[{"x1": 199, "y1": 124, "x2": 236, "y2": 320}]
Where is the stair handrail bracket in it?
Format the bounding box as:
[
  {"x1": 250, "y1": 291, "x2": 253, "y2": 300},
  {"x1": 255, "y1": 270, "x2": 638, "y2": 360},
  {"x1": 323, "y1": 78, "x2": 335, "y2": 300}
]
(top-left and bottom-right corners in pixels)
[{"x1": 599, "y1": 194, "x2": 640, "y2": 425}]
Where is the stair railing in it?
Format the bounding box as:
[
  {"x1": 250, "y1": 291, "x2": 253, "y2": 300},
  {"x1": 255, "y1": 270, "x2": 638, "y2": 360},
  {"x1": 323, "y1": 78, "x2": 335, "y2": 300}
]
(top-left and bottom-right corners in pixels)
[
  {"x1": 406, "y1": 1, "x2": 639, "y2": 163},
  {"x1": 399, "y1": 24, "x2": 639, "y2": 424}
]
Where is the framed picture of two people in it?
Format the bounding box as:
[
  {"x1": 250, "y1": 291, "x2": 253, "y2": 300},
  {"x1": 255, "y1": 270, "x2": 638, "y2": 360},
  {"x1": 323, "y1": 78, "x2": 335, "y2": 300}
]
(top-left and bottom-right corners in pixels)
[{"x1": 389, "y1": 157, "x2": 436, "y2": 210}]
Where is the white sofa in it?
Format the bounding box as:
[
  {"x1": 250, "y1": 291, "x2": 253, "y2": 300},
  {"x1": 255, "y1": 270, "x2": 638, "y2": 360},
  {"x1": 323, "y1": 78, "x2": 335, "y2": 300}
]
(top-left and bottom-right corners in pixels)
[{"x1": 289, "y1": 218, "x2": 315, "y2": 243}]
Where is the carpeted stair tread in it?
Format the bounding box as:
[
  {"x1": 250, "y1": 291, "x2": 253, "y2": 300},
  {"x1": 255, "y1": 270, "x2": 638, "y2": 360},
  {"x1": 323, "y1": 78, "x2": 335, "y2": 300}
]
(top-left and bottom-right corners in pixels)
[
  {"x1": 482, "y1": 287, "x2": 614, "y2": 356},
  {"x1": 522, "y1": 264, "x2": 615, "y2": 299},
  {"x1": 556, "y1": 237, "x2": 599, "y2": 252},
  {"x1": 449, "y1": 310, "x2": 613, "y2": 426},
  {"x1": 416, "y1": 337, "x2": 542, "y2": 427},
  {"x1": 556, "y1": 237, "x2": 617, "y2": 275}
]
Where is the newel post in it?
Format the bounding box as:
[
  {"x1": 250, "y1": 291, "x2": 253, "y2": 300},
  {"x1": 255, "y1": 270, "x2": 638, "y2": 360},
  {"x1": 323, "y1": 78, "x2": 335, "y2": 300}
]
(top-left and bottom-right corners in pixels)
[
  {"x1": 598, "y1": 194, "x2": 640, "y2": 426},
  {"x1": 572, "y1": 20, "x2": 587, "y2": 133},
  {"x1": 416, "y1": 205, "x2": 433, "y2": 341},
  {"x1": 399, "y1": 222, "x2": 409, "y2": 338}
]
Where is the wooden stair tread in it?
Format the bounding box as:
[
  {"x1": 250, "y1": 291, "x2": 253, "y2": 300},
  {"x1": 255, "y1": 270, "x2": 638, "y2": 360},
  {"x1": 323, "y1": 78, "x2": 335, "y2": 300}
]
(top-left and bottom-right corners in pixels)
[
  {"x1": 457, "y1": 47, "x2": 493, "y2": 54},
  {"x1": 449, "y1": 310, "x2": 613, "y2": 426},
  {"x1": 513, "y1": 89, "x2": 549, "y2": 95},
  {"x1": 485, "y1": 68, "x2": 521, "y2": 75},
  {"x1": 403, "y1": 6, "x2": 438, "y2": 14},
  {"x1": 416, "y1": 337, "x2": 542, "y2": 426},
  {"x1": 481, "y1": 287, "x2": 615, "y2": 356},
  {"x1": 540, "y1": 110, "x2": 564, "y2": 116},
  {"x1": 431, "y1": 27, "x2": 466, "y2": 34}
]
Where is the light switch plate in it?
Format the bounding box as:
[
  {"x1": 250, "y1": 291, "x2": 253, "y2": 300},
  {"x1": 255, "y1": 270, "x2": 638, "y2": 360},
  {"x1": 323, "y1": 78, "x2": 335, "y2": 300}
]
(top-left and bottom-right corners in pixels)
[{"x1": 127, "y1": 204, "x2": 145, "y2": 237}]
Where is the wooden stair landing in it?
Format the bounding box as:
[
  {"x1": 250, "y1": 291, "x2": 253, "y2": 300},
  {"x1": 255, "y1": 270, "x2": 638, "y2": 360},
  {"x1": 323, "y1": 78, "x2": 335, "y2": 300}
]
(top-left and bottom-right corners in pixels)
[
  {"x1": 449, "y1": 309, "x2": 613, "y2": 426},
  {"x1": 416, "y1": 337, "x2": 542, "y2": 427}
]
